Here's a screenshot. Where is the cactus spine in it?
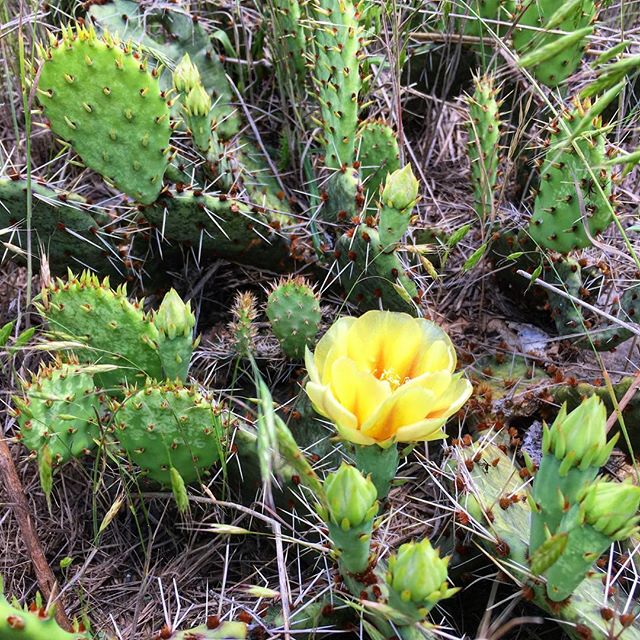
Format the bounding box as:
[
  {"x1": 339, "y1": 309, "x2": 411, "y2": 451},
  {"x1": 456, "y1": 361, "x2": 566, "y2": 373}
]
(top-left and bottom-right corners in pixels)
[
  {"x1": 37, "y1": 25, "x2": 171, "y2": 204},
  {"x1": 266, "y1": 278, "x2": 322, "y2": 359}
]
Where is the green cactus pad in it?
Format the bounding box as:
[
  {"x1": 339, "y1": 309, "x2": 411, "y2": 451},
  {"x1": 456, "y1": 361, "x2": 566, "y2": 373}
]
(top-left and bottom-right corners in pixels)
[
  {"x1": 266, "y1": 277, "x2": 321, "y2": 359},
  {"x1": 513, "y1": 0, "x2": 597, "y2": 88},
  {"x1": 0, "y1": 177, "x2": 119, "y2": 274},
  {"x1": 14, "y1": 360, "x2": 103, "y2": 465},
  {"x1": 36, "y1": 271, "x2": 163, "y2": 389},
  {"x1": 37, "y1": 25, "x2": 170, "y2": 204},
  {"x1": 357, "y1": 120, "x2": 400, "y2": 205},
  {"x1": 113, "y1": 381, "x2": 222, "y2": 485},
  {"x1": 335, "y1": 223, "x2": 418, "y2": 313},
  {"x1": 312, "y1": 0, "x2": 363, "y2": 169},
  {"x1": 0, "y1": 589, "x2": 89, "y2": 640},
  {"x1": 169, "y1": 621, "x2": 248, "y2": 639},
  {"x1": 466, "y1": 74, "x2": 501, "y2": 220},
  {"x1": 321, "y1": 168, "x2": 360, "y2": 224},
  {"x1": 139, "y1": 188, "x2": 291, "y2": 270},
  {"x1": 528, "y1": 102, "x2": 613, "y2": 253}
]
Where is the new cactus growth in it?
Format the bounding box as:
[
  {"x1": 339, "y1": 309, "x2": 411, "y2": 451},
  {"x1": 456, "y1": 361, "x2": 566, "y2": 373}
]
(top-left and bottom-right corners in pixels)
[
  {"x1": 465, "y1": 74, "x2": 501, "y2": 221},
  {"x1": 266, "y1": 277, "x2": 321, "y2": 359},
  {"x1": 154, "y1": 289, "x2": 197, "y2": 382},
  {"x1": 543, "y1": 479, "x2": 640, "y2": 601},
  {"x1": 336, "y1": 223, "x2": 418, "y2": 313},
  {"x1": 386, "y1": 540, "x2": 458, "y2": 623},
  {"x1": 378, "y1": 165, "x2": 419, "y2": 248},
  {"x1": 229, "y1": 291, "x2": 259, "y2": 358},
  {"x1": 113, "y1": 380, "x2": 223, "y2": 488},
  {"x1": 318, "y1": 463, "x2": 379, "y2": 574},
  {"x1": 513, "y1": 0, "x2": 597, "y2": 88},
  {"x1": 37, "y1": 25, "x2": 171, "y2": 204},
  {"x1": 529, "y1": 396, "x2": 617, "y2": 553},
  {"x1": 36, "y1": 271, "x2": 163, "y2": 389},
  {"x1": 528, "y1": 99, "x2": 614, "y2": 253},
  {"x1": 357, "y1": 120, "x2": 400, "y2": 205}
]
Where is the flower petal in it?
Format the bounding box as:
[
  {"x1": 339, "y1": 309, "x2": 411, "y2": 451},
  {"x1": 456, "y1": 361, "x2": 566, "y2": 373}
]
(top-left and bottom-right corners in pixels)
[
  {"x1": 330, "y1": 356, "x2": 392, "y2": 426},
  {"x1": 408, "y1": 338, "x2": 455, "y2": 378},
  {"x1": 312, "y1": 316, "x2": 356, "y2": 384},
  {"x1": 360, "y1": 385, "x2": 437, "y2": 443},
  {"x1": 305, "y1": 381, "x2": 358, "y2": 432},
  {"x1": 425, "y1": 374, "x2": 473, "y2": 419},
  {"x1": 395, "y1": 418, "x2": 449, "y2": 443}
]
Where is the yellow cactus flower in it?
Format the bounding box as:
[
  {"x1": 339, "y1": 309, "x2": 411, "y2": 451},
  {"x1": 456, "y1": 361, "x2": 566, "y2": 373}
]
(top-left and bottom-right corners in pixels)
[{"x1": 305, "y1": 310, "x2": 472, "y2": 446}]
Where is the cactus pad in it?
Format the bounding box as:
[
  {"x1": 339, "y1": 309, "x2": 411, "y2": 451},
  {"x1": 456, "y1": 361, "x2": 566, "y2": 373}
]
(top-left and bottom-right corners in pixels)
[
  {"x1": 37, "y1": 26, "x2": 170, "y2": 204},
  {"x1": 36, "y1": 271, "x2": 163, "y2": 389},
  {"x1": 14, "y1": 359, "x2": 103, "y2": 465},
  {"x1": 266, "y1": 277, "x2": 322, "y2": 359},
  {"x1": 513, "y1": 0, "x2": 597, "y2": 88},
  {"x1": 528, "y1": 102, "x2": 613, "y2": 253},
  {"x1": 357, "y1": 120, "x2": 400, "y2": 205},
  {"x1": 335, "y1": 223, "x2": 418, "y2": 313},
  {"x1": 466, "y1": 75, "x2": 501, "y2": 220},
  {"x1": 113, "y1": 381, "x2": 222, "y2": 485}
]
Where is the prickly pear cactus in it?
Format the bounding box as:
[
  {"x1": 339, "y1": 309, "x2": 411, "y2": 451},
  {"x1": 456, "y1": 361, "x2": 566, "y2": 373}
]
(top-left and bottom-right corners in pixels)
[
  {"x1": 37, "y1": 25, "x2": 171, "y2": 204},
  {"x1": 528, "y1": 100, "x2": 613, "y2": 253},
  {"x1": 466, "y1": 74, "x2": 501, "y2": 220},
  {"x1": 112, "y1": 381, "x2": 223, "y2": 486},
  {"x1": 312, "y1": 0, "x2": 363, "y2": 170},
  {"x1": 139, "y1": 188, "x2": 291, "y2": 270},
  {"x1": 452, "y1": 440, "x2": 640, "y2": 640},
  {"x1": 0, "y1": 177, "x2": 119, "y2": 274},
  {"x1": 513, "y1": 0, "x2": 597, "y2": 87},
  {"x1": 378, "y1": 165, "x2": 419, "y2": 248},
  {"x1": 13, "y1": 359, "x2": 103, "y2": 465},
  {"x1": 0, "y1": 587, "x2": 89, "y2": 639},
  {"x1": 321, "y1": 167, "x2": 362, "y2": 224},
  {"x1": 266, "y1": 277, "x2": 321, "y2": 359},
  {"x1": 357, "y1": 120, "x2": 400, "y2": 204},
  {"x1": 335, "y1": 223, "x2": 418, "y2": 313},
  {"x1": 36, "y1": 271, "x2": 163, "y2": 389},
  {"x1": 168, "y1": 621, "x2": 248, "y2": 639}
]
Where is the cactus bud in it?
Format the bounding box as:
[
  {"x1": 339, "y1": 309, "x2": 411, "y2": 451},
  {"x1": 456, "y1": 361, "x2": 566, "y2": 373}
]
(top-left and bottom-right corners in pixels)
[
  {"x1": 155, "y1": 289, "x2": 195, "y2": 340},
  {"x1": 184, "y1": 84, "x2": 211, "y2": 117},
  {"x1": 323, "y1": 463, "x2": 378, "y2": 530},
  {"x1": 580, "y1": 479, "x2": 640, "y2": 540},
  {"x1": 381, "y1": 164, "x2": 419, "y2": 212},
  {"x1": 543, "y1": 396, "x2": 616, "y2": 469},
  {"x1": 386, "y1": 539, "x2": 458, "y2": 622},
  {"x1": 173, "y1": 53, "x2": 201, "y2": 93}
]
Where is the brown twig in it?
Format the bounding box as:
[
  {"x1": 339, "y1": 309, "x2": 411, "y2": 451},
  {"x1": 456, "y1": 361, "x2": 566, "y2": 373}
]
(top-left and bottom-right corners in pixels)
[{"x1": 0, "y1": 435, "x2": 72, "y2": 630}]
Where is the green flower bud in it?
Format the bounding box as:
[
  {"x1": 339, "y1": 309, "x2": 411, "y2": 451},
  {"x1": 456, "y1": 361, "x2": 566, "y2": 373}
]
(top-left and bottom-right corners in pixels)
[
  {"x1": 323, "y1": 463, "x2": 378, "y2": 529},
  {"x1": 155, "y1": 289, "x2": 195, "y2": 340},
  {"x1": 184, "y1": 84, "x2": 211, "y2": 117},
  {"x1": 381, "y1": 164, "x2": 419, "y2": 211},
  {"x1": 386, "y1": 539, "x2": 458, "y2": 622},
  {"x1": 580, "y1": 479, "x2": 640, "y2": 540},
  {"x1": 543, "y1": 396, "x2": 617, "y2": 470},
  {"x1": 173, "y1": 53, "x2": 201, "y2": 93}
]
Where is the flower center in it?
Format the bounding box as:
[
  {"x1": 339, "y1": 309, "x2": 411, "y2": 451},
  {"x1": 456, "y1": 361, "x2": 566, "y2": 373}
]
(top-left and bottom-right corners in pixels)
[{"x1": 378, "y1": 368, "x2": 403, "y2": 390}]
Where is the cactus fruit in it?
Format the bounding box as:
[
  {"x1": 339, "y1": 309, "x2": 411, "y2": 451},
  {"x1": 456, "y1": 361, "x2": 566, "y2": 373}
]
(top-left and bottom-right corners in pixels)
[
  {"x1": 266, "y1": 277, "x2": 322, "y2": 359},
  {"x1": 357, "y1": 120, "x2": 400, "y2": 205},
  {"x1": 153, "y1": 289, "x2": 197, "y2": 382},
  {"x1": 335, "y1": 223, "x2": 418, "y2": 313},
  {"x1": 0, "y1": 587, "x2": 89, "y2": 640},
  {"x1": 378, "y1": 165, "x2": 419, "y2": 248},
  {"x1": 513, "y1": 1, "x2": 597, "y2": 88},
  {"x1": 465, "y1": 75, "x2": 501, "y2": 221},
  {"x1": 452, "y1": 439, "x2": 640, "y2": 639},
  {"x1": 36, "y1": 272, "x2": 163, "y2": 389},
  {"x1": 37, "y1": 26, "x2": 171, "y2": 204},
  {"x1": 528, "y1": 99, "x2": 613, "y2": 254},
  {"x1": 311, "y1": 0, "x2": 364, "y2": 170},
  {"x1": 13, "y1": 359, "x2": 103, "y2": 467},
  {"x1": 113, "y1": 380, "x2": 222, "y2": 486},
  {"x1": 139, "y1": 189, "x2": 291, "y2": 270},
  {"x1": 0, "y1": 177, "x2": 119, "y2": 274}
]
